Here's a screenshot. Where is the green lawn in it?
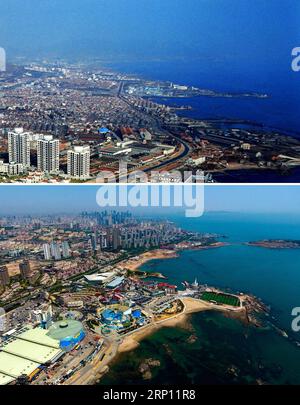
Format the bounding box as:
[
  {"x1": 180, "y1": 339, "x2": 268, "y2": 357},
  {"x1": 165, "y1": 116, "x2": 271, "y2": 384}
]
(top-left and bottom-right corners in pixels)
[{"x1": 201, "y1": 291, "x2": 240, "y2": 307}]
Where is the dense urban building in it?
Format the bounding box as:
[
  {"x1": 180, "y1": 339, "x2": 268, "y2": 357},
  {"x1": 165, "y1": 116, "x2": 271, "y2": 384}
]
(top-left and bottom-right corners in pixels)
[
  {"x1": 1, "y1": 61, "x2": 297, "y2": 184},
  {"x1": 0, "y1": 210, "x2": 262, "y2": 386}
]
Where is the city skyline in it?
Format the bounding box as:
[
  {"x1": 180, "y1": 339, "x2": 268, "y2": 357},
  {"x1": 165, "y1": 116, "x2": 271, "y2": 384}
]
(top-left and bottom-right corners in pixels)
[{"x1": 1, "y1": 185, "x2": 300, "y2": 216}]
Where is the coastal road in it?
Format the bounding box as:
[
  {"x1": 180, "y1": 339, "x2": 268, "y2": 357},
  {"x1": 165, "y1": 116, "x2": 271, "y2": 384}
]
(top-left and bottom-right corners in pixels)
[{"x1": 65, "y1": 339, "x2": 119, "y2": 385}]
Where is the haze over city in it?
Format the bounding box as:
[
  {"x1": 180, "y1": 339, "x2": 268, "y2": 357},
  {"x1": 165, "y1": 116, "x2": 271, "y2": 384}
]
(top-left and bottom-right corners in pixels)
[
  {"x1": 1, "y1": 186, "x2": 300, "y2": 215},
  {"x1": 1, "y1": 0, "x2": 298, "y2": 68}
]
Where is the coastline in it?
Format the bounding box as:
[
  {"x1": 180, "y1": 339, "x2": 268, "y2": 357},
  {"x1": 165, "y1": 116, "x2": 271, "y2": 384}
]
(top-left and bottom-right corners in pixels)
[
  {"x1": 66, "y1": 288, "x2": 262, "y2": 386},
  {"x1": 116, "y1": 297, "x2": 213, "y2": 354},
  {"x1": 67, "y1": 244, "x2": 262, "y2": 386},
  {"x1": 119, "y1": 249, "x2": 179, "y2": 273},
  {"x1": 92, "y1": 297, "x2": 248, "y2": 385},
  {"x1": 119, "y1": 243, "x2": 229, "y2": 274}
]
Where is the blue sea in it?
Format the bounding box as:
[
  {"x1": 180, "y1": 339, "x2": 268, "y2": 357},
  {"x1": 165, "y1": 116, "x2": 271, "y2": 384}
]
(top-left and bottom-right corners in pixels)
[
  {"x1": 146, "y1": 212, "x2": 300, "y2": 331},
  {"x1": 107, "y1": 59, "x2": 300, "y2": 182},
  {"x1": 100, "y1": 212, "x2": 300, "y2": 385},
  {"x1": 108, "y1": 59, "x2": 300, "y2": 136}
]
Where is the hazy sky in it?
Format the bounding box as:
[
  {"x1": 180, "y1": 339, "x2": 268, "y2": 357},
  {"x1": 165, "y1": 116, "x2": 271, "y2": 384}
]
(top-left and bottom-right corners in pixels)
[
  {"x1": 0, "y1": 0, "x2": 299, "y2": 62},
  {"x1": 1, "y1": 186, "x2": 300, "y2": 216}
]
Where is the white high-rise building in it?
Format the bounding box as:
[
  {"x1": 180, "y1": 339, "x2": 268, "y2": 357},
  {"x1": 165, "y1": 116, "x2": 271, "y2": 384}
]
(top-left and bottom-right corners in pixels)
[
  {"x1": 61, "y1": 241, "x2": 71, "y2": 258},
  {"x1": 0, "y1": 160, "x2": 25, "y2": 176},
  {"x1": 50, "y1": 242, "x2": 61, "y2": 261},
  {"x1": 67, "y1": 146, "x2": 90, "y2": 180},
  {"x1": 43, "y1": 244, "x2": 51, "y2": 261},
  {"x1": 8, "y1": 128, "x2": 30, "y2": 168},
  {"x1": 37, "y1": 136, "x2": 60, "y2": 174}
]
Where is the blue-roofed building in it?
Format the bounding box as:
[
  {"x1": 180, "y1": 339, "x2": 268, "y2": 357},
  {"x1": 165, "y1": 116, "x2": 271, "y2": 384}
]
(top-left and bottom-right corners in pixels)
[
  {"x1": 47, "y1": 320, "x2": 85, "y2": 352},
  {"x1": 98, "y1": 127, "x2": 110, "y2": 135},
  {"x1": 101, "y1": 309, "x2": 117, "y2": 324},
  {"x1": 132, "y1": 309, "x2": 142, "y2": 319},
  {"x1": 101, "y1": 308, "x2": 127, "y2": 326}
]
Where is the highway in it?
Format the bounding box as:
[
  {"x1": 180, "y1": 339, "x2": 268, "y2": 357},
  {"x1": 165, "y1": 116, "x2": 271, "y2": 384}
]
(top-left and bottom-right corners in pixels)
[
  {"x1": 116, "y1": 81, "x2": 191, "y2": 176},
  {"x1": 144, "y1": 133, "x2": 190, "y2": 174}
]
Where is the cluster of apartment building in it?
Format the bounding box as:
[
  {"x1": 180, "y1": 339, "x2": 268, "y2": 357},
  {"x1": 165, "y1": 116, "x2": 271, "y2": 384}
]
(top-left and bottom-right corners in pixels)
[
  {"x1": 43, "y1": 241, "x2": 71, "y2": 261},
  {"x1": 0, "y1": 260, "x2": 32, "y2": 288},
  {"x1": 0, "y1": 129, "x2": 90, "y2": 180},
  {"x1": 90, "y1": 222, "x2": 183, "y2": 252}
]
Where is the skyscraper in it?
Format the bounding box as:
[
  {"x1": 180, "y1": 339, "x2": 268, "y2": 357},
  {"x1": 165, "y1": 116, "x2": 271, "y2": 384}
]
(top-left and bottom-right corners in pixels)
[
  {"x1": 99, "y1": 232, "x2": 107, "y2": 249},
  {"x1": 8, "y1": 129, "x2": 31, "y2": 168},
  {"x1": 61, "y1": 241, "x2": 71, "y2": 259},
  {"x1": 50, "y1": 242, "x2": 61, "y2": 261},
  {"x1": 0, "y1": 266, "x2": 9, "y2": 287},
  {"x1": 113, "y1": 228, "x2": 121, "y2": 250},
  {"x1": 67, "y1": 146, "x2": 90, "y2": 180},
  {"x1": 43, "y1": 243, "x2": 51, "y2": 261},
  {"x1": 90, "y1": 232, "x2": 98, "y2": 252},
  {"x1": 19, "y1": 260, "x2": 32, "y2": 280},
  {"x1": 37, "y1": 136, "x2": 60, "y2": 174}
]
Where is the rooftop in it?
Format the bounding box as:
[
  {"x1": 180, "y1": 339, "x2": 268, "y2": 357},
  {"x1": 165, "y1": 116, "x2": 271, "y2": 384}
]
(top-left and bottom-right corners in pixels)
[
  {"x1": 106, "y1": 276, "x2": 125, "y2": 289},
  {"x1": 0, "y1": 327, "x2": 63, "y2": 385},
  {"x1": 0, "y1": 351, "x2": 40, "y2": 380},
  {"x1": 47, "y1": 320, "x2": 84, "y2": 341},
  {"x1": 84, "y1": 272, "x2": 115, "y2": 283}
]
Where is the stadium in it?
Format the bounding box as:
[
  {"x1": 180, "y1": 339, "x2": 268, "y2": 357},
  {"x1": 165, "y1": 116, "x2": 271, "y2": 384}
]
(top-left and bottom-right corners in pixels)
[
  {"x1": 201, "y1": 291, "x2": 241, "y2": 307},
  {"x1": 47, "y1": 320, "x2": 85, "y2": 352}
]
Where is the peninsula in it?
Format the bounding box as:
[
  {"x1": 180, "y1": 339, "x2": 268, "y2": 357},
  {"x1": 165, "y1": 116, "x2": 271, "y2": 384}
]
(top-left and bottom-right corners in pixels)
[{"x1": 247, "y1": 240, "x2": 300, "y2": 249}]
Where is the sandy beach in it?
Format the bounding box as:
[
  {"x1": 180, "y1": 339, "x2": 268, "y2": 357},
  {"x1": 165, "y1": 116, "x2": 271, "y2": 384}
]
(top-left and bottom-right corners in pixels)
[
  {"x1": 69, "y1": 297, "x2": 247, "y2": 384},
  {"x1": 118, "y1": 316, "x2": 188, "y2": 354},
  {"x1": 120, "y1": 244, "x2": 228, "y2": 273},
  {"x1": 120, "y1": 249, "x2": 178, "y2": 272},
  {"x1": 117, "y1": 297, "x2": 243, "y2": 355}
]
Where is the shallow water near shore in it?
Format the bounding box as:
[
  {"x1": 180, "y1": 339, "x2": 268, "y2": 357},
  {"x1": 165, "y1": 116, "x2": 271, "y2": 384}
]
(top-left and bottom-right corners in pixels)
[{"x1": 99, "y1": 311, "x2": 300, "y2": 385}]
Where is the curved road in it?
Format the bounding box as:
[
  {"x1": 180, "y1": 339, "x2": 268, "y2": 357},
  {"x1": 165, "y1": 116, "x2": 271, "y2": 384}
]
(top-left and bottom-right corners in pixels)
[
  {"x1": 143, "y1": 134, "x2": 190, "y2": 173},
  {"x1": 117, "y1": 81, "x2": 191, "y2": 175}
]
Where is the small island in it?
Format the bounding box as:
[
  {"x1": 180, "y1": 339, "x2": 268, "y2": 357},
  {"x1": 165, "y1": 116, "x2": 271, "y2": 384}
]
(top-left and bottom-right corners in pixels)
[{"x1": 246, "y1": 240, "x2": 300, "y2": 249}]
